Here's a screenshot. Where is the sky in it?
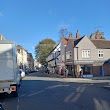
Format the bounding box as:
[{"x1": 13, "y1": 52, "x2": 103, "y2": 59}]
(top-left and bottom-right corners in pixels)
[{"x1": 0, "y1": 0, "x2": 110, "y2": 58}]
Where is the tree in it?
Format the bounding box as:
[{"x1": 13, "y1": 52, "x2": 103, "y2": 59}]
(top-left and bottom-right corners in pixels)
[
  {"x1": 59, "y1": 28, "x2": 68, "y2": 37},
  {"x1": 35, "y1": 38, "x2": 56, "y2": 65}
]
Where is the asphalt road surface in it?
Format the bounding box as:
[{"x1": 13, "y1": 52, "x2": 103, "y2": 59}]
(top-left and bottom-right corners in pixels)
[{"x1": 0, "y1": 72, "x2": 110, "y2": 110}]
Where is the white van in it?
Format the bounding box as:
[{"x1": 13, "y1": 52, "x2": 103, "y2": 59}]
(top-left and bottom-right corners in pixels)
[{"x1": 0, "y1": 41, "x2": 21, "y2": 97}]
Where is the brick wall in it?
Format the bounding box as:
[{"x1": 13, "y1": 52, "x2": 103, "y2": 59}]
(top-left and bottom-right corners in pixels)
[
  {"x1": 92, "y1": 64, "x2": 110, "y2": 76},
  {"x1": 103, "y1": 64, "x2": 110, "y2": 76},
  {"x1": 92, "y1": 66, "x2": 100, "y2": 76}
]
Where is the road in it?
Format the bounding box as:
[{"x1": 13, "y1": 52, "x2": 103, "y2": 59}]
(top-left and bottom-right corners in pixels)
[{"x1": 0, "y1": 72, "x2": 110, "y2": 110}]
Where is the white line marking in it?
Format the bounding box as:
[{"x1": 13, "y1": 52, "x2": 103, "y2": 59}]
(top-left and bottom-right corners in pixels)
[
  {"x1": 17, "y1": 105, "x2": 19, "y2": 110},
  {"x1": 19, "y1": 94, "x2": 27, "y2": 97},
  {"x1": 28, "y1": 90, "x2": 44, "y2": 97}
]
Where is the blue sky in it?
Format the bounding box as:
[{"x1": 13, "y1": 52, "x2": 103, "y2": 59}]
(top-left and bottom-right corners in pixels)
[{"x1": 0, "y1": 0, "x2": 110, "y2": 58}]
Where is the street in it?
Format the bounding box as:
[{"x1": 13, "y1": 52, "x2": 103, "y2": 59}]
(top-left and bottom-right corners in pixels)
[{"x1": 0, "y1": 72, "x2": 110, "y2": 110}]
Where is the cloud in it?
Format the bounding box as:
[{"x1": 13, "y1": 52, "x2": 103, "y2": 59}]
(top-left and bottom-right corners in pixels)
[{"x1": 0, "y1": 12, "x2": 3, "y2": 16}]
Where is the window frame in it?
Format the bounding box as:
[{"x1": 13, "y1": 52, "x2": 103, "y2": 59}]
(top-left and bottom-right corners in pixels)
[
  {"x1": 98, "y1": 50, "x2": 104, "y2": 58},
  {"x1": 66, "y1": 51, "x2": 72, "y2": 59},
  {"x1": 82, "y1": 50, "x2": 91, "y2": 58}
]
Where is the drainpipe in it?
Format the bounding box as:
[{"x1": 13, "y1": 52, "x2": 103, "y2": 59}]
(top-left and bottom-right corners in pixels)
[
  {"x1": 65, "y1": 45, "x2": 66, "y2": 68},
  {"x1": 76, "y1": 47, "x2": 79, "y2": 61},
  {"x1": 76, "y1": 47, "x2": 79, "y2": 77}
]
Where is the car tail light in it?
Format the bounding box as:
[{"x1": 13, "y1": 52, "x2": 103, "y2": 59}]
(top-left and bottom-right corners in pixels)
[{"x1": 10, "y1": 86, "x2": 16, "y2": 91}]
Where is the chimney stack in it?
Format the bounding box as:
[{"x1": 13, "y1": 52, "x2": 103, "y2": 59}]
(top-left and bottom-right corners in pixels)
[
  {"x1": 76, "y1": 30, "x2": 80, "y2": 39},
  {"x1": 95, "y1": 31, "x2": 100, "y2": 39},
  {"x1": 69, "y1": 33, "x2": 73, "y2": 38}
]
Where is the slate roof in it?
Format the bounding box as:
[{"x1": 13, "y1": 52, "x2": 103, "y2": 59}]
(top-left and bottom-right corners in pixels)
[
  {"x1": 74, "y1": 37, "x2": 84, "y2": 47},
  {"x1": 91, "y1": 39, "x2": 110, "y2": 49}
]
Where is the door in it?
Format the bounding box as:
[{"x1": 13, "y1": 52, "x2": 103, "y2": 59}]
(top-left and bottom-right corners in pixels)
[{"x1": 99, "y1": 66, "x2": 103, "y2": 76}]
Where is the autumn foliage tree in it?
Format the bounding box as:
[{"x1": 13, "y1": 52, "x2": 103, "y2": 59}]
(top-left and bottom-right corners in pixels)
[{"x1": 35, "y1": 38, "x2": 56, "y2": 65}]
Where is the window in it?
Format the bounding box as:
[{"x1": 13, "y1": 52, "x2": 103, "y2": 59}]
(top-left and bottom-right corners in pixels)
[
  {"x1": 62, "y1": 55, "x2": 64, "y2": 61},
  {"x1": 82, "y1": 50, "x2": 90, "y2": 58},
  {"x1": 66, "y1": 51, "x2": 72, "y2": 59},
  {"x1": 98, "y1": 50, "x2": 103, "y2": 58},
  {"x1": 17, "y1": 49, "x2": 20, "y2": 54}
]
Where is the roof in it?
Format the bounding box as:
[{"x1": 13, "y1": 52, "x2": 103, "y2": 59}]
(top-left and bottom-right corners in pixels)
[
  {"x1": 74, "y1": 37, "x2": 84, "y2": 47},
  {"x1": 0, "y1": 34, "x2": 6, "y2": 40},
  {"x1": 61, "y1": 37, "x2": 69, "y2": 45},
  {"x1": 47, "y1": 43, "x2": 60, "y2": 56},
  {"x1": 17, "y1": 45, "x2": 28, "y2": 52},
  {"x1": 90, "y1": 31, "x2": 105, "y2": 39},
  {"x1": 17, "y1": 45, "x2": 23, "y2": 49},
  {"x1": 61, "y1": 37, "x2": 78, "y2": 45},
  {"x1": 91, "y1": 39, "x2": 110, "y2": 49}
]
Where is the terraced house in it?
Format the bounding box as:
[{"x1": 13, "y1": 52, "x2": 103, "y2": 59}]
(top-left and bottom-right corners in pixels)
[{"x1": 65, "y1": 31, "x2": 110, "y2": 77}]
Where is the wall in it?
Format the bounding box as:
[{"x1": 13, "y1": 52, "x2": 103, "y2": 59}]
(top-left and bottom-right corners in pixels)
[
  {"x1": 65, "y1": 40, "x2": 74, "y2": 62},
  {"x1": 75, "y1": 36, "x2": 97, "y2": 61}
]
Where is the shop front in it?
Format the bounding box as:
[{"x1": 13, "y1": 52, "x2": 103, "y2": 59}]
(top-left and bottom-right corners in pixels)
[{"x1": 74, "y1": 60, "x2": 94, "y2": 78}]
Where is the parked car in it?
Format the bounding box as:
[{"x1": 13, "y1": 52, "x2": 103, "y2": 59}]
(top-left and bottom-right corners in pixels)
[{"x1": 19, "y1": 69, "x2": 25, "y2": 78}]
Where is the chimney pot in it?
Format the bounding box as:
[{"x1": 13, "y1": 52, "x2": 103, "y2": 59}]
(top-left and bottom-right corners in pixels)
[{"x1": 69, "y1": 33, "x2": 72, "y2": 38}]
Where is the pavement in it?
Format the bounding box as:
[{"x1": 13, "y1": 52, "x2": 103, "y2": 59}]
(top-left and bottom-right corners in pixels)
[
  {"x1": 43, "y1": 72, "x2": 65, "y2": 78},
  {"x1": 43, "y1": 71, "x2": 110, "y2": 88},
  {"x1": 43, "y1": 71, "x2": 110, "y2": 80}
]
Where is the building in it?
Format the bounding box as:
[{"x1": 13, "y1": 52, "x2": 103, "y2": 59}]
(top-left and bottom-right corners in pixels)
[
  {"x1": 27, "y1": 53, "x2": 34, "y2": 69},
  {"x1": 65, "y1": 32, "x2": 110, "y2": 77},
  {"x1": 60, "y1": 31, "x2": 80, "y2": 75},
  {"x1": 34, "y1": 61, "x2": 42, "y2": 68},
  {"x1": 46, "y1": 40, "x2": 68, "y2": 74},
  {"x1": 90, "y1": 31, "x2": 105, "y2": 39},
  {"x1": 17, "y1": 45, "x2": 28, "y2": 70},
  {"x1": 0, "y1": 34, "x2": 6, "y2": 40},
  {"x1": 46, "y1": 30, "x2": 80, "y2": 74},
  {"x1": 46, "y1": 44, "x2": 60, "y2": 73}
]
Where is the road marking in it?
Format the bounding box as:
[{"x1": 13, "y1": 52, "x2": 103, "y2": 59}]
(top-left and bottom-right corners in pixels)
[
  {"x1": 19, "y1": 94, "x2": 27, "y2": 97},
  {"x1": 28, "y1": 90, "x2": 44, "y2": 97},
  {"x1": 64, "y1": 92, "x2": 75, "y2": 102},
  {"x1": 71, "y1": 93, "x2": 81, "y2": 103},
  {"x1": 17, "y1": 105, "x2": 19, "y2": 110},
  {"x1": 46, "y1": 84, "x2": 69, "y2": 89}
]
